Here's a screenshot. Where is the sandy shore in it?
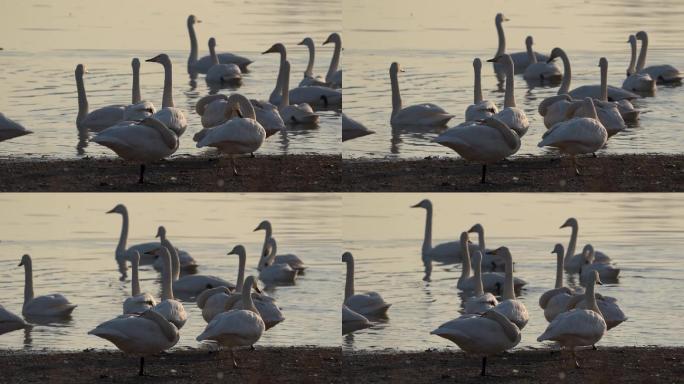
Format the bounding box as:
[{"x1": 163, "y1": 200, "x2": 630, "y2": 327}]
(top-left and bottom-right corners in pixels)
[
  {"x1": 0, "y1": 155, "x2": 341, "y2": 192},
  {"x1": 343, "y1": 347, "x2": 684, "y2": 383},
  {"x1": 342, "y1": 154, "x2": 684, "y2": 192},
  {"x1": 0, "y1": 347, "x2": 342, "y2": 384}
]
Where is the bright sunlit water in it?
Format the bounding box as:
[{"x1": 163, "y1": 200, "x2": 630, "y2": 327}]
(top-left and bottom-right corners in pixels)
[
  {"x1": 0, "y1": 193, "x2": 341, "y2": 351},
  {"x1": 0, "y1": 0, "x2": 341, "y2": 159},
  {"x1": 343, "y1": 0, "x2": 684, "y2": 159},
  {"x1": 342, "y1": 193, "x2": 684, "y2": 351}
]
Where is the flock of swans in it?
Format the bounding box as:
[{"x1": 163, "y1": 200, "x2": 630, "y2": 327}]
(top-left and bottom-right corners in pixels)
[
  {"x1": 0, "y1": 203, "x2": 308, "y2": 375},
  {"x1": 345, "y1": 13, "x2": 682, "y2": 182},
  {"x1": 343, "y1": 199, "x2": 627, "y2": 375},
  {"x1": 0, "y1": 14, "x2": 342, "y2": 183}
]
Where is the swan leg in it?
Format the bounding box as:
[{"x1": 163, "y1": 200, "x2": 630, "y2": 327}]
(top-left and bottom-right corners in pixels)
[
  {"x1": 572, "y1": 348, "x2": 580, "y2": 369},
  {"x1": 231, "y1": 156, "x2": 239, "y2": 176},
  {"x1": 250, "y1": 152, "x2": 255, "y2": 158},
  {"x1": 250, "y1": 345, "x2": 256, "y2": 351},
  {"x1": 572, "y1": 156, "x2": 580, "y2": 176},
  {"x1": 138, "y1": 164, "x2": 146, "y2": 184},
  {"x1": 481, "y1": 165, "x2": 487, "y2": 184},
  {"x1": 230, "y1": 348, "x2": 238, "y2": 369},
  {"x1": 138, "y1": 357, "x2": 145, "y2": 376},
  {"x1": 592, "y1": 344, "x2": 598, "y2": 351},
  {"x1": 480, "y1": 357, "x2": 487, "y2": 376}
]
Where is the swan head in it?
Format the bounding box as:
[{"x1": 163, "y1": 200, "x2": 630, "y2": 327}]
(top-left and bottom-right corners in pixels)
[
  {"x1": 262, "y1": 43, "x2": 285, "y2": 55},
  {"x1": 146, "y1": 54, "x2": 170, "y2": 66},
  {"x1": 243, "y1": 275, "x2": 262, "y2": 294},
  {"x1": 552, "y1": 243, "x2": 565, "y2": 255},
  {"x1": 460, "y1": 231, "x2": 469, "y2": 244},
  {"x1": 18, "y1": 254, "x2": 31, "y2": 267},
  {"x1": 389, "y1": 62, "x2": 404, "y2": 75},
  {"x1": 187, "y1": 15, "x2": 201, "y2": 26},
  {"x1": 75, "y1": 64, "x2": 89, "y2": 76},
  {"x1": 410, "y1": 199, "x2": 431, "y2": 210},
  {"x1": 155, "y1": 226, "x2": 166, "y2": 239},
  {"x1": 635, "y1": 31, "x2": 647, "y2": 41},
  {"x1": 467, "y1": 223, "x2": 483, "y2": 234},
  {"x1": 297, "y1": 37, "x2": 314, "y2": 47},
  {"x1": 472, "y1": 58, "x2": 482, "y2": 70},
  {"x1": 253, "y1": 220, "x2": 272, "y2": 232},
  {"x1": 560, "y1": 217, "x2": 578, "y2": 229},
  {"x1": 341, "y1": 252, "x2": 354, "y2": 263},
  {"x1": 627, "y1": 35, "x2": 637, "y2": 45},
  {"x1": 489, "y1": 246, "x2": 512, "y2": 262},
  {"x1": 227, "y1": 245, "x2": 247, "y2": 258},
  {"x1": 525, "y1": 36, "x2": 533, "y2": 48},
  {"x1": 495, "y1": 13, "x2": 510, "y2": 24},
  {"x1": 106, "y1": 204, "x2": 126, "y2": 215},
  {"x1": 581, "y1": 244, "x2": 595, "y2": 263},
  {"x1": 131, "y1": 58, "x2": 140, "y2": 70},
  {"x1": 599, "y1": 57, "x2": 608, "y2": 69},
  {"x1": 208, "y1": 37, "x2": 216, "y2": 50},
  {"x1": 323, "y1": 33, "x2": 341, "y2": 46},
  {"x1": 547, "y1": 47, "x2": 564, "y2": 63}
]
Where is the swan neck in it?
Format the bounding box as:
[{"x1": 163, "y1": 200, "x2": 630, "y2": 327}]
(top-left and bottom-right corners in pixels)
[
  {"x1": 495, "y1": 19, "x2": 505, "y2": 57},
  {"x1": 236, "y1": 251, "x2": 246, "y2": 292},
  {"x1": 260, "y1": 228, "x2": 272, "y2": 264},
  {"x1": 460, "y1": 241, "x2": 471, "y2": 280},
  {"x1": 473, "y1": 255, "x2": 484, "y2": 297},
  {"x1": 600, "y1": 63, "x2": 608, "y2": 102},
  {"x1": 554, "y1": 251, "x2": 563, "y2": 289},
  {"x1": 325, "y1": 39, "x2": 341, "y2": 83},
  {"x1": 161, "y1": 252, "x2": 173, "y2": 301},
  {"x1": 558, "y1": 51, "x2": 572, "y2": 95},
  {"x1": 188, "y1": 22, "x2": 199, "y2": 70},
  {"x1": 209, "y1": 43, "x2": 219, "y2": 65},
  {"x1": 344, "y1": 259, "x2": 354, "y2": 300},
  {"x1": 270, "y1": 56, "x2": 285, "y2": 104},
  {"x1": 627, "y1": 40, "x2": 637, "y2": 75},
  {"x1": 504, "y1": 60, "x2": 516, "y2": 108},
  {"x1": 131, "y1": 257, "x2": 141, "y2": 296},
  {"x1": 636, "y1": 35, "x2": 648, "y2": 72},
  {"x1": 116, "y1": 211, "x2": 129, "y2": 257},
  {"x1": 474, "y1": 65, "x2": 483, "y2": 104},
  {"x1": 161, "y1": 61, "x2": 174, "y2": 108},
  {"x1": 421, "y1": 206, "x2": 432, "y2": 255},
  {"x1": 526, "y1": 41, "x2": 537, "y2": 64},
  {"x1": 242, "y1": 284, "x2": 258, "y2": 313},
  {"x1": 23, "y1": 259, "x2": 34, "y2": 304},
  {"x1": 390, "y1": 70, "x2": 402, "y2": 117},
  {"x1": 132, "y1": 65, "x2": 141, "y2": 104},
  {"x1": 586, "y1": 280, "x2": 601, "y2": 316},
  {"x1": 476, "y1": 228, "x2": 485, "y2": 254},
  {"x1": 304, "y1": 42, "x2": 315, "y2": 77},
  {"x1": 76, "y1": 71, "x2": 88, "y2": 127},
  {"x1": 281, "y1": 63, "x2": 290, "y2": 108},
  {"x1": 503, "y1": 255, "x2": 515, "y2": 300},
  {"x1": 565, "y1": 224, "x2": 578, "y2": 264},
  {"x1": 495, "y1": 121, "x2": 520, "y2": 150}
]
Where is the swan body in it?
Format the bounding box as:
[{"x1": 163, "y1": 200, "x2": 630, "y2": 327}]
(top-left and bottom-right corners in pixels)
[
  {"x1": 463, "y1": 249, "x2": 499, "y2": 315},
  {"x1": 431, "y1": 310, "x2": 521, "y2": 376},
  {"x1": 0, "y1": 113, "x2": 33, "y2": 142},
  {"x1": 186, "y1": 15, "x2": 252, "y2": 73},
  {"x1": 389, "y1": 62, "x2": 454, "y2": 126},
  {"x1": 151, "y1": 247, "x2": 187, "y2": 329},
  {"x1": 259, "y1": 238, "x2": 299, "y2": 284},
  {"x1": 146, "y1": 54, "x2": 188, "y2": 137},
  {"x1": 539, "y1": 244, "x2": 579, "y2": 322},
  {"x1": 74, "y1": 64, "x2": 125, "y2": 131},
  {"x1": 570, "y1": 293, "x2": 626, "y2": 330},
  {"x1": 493, "y1": 13, "x2": 548, "y2": 73},
  {"x1": 343, "y1": 252, "x2": 391, "y2": 317},
  {"x1": 635, "y1": 31, "x2": 682, "y2": 84},
  {"x1": 489, "y1": 247, "x2": 529, "y2": 330},
  {"x1": 19, "y1": 254, "x2": 77, "y2": 318},
  {"x1": 254, "y1": 220, "x2": 306, "y2": 272},
  {"x1": 623, "y1": 35, "x2": 656, "y2": 93},
  {"x1": 568, "y1": 86, "x2": 638, "y2": 102},
  {"x1": 578, "y1": 244, "x2": 620, "y2": 282},
  {"x1": 342, "y1": 113, "x2": 375, "y2": 141},
  {"x1": 279, "y1": 60, "x2": 319, "y2": 124},
  {"x1": 465, "y1": 58, "x2": 498, "y2": 122},
  {"x1": 205, "y1": 38, "x2": 242, "y2": 85},
  {"x1": 322, "y1": 33, "x2": 343, "y2": 88},
  {"x1": 522, "y1": 36, "x2": 561, "y2": 82},
  {"x1": 488, "y1": 54, "x2": 529, "y2": 137},
  {"x1": 251, "y1": 99, "x2": 285, "y2": 136},
  {"x1": 297, "y1": 37, "x2": 327, "y2": 87},
  {"x1": 0, "y1": 305, "x2": 27, "y2": 335},
  {"x1": 343, "y1": 305, "x2": 372, "y2": 334},
  {"x1": 123, "y1": 252, "x2": 157, "y2": 314}
]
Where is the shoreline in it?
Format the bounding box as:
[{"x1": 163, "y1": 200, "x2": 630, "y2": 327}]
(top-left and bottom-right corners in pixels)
[
  {"x1": 342, "y1": 154, "x2": 684, "y2": 192},
  {"x1": 0, "y1": 154, "x2": 341, "y2": 192}
]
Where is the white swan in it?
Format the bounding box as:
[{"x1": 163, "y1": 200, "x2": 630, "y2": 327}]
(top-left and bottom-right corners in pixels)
[
  {"x1": 623, "y1": 35, "x2": 656, "y2": 93},
  {"x1": 196, "y1": 275, "x2": 265, "y2": 369},
  {"x1": 146, "y1": 54, "x2": 188, "y2": 137},
  {"x1": 74, "y1": 64, "x2": 125, "y2": 131},
  {"x1": 538, "y1": 270, "x2": 607, "y2": 368},
  {"x1": 89, "y1": 309, "x2": 179, "y2": 376},
  {"x1": 560, "y1": 218, "x2": 612, "y2": 272},
  {"x1": 635, "y1": 31, "x2": 682, "y2": 84},
  {"x1": 342, "y1": 252, "x2": 391, "y2": 317},
  {"x1": 389, "y1": 62, "x2": 454, "y2": 127},
  {"x1": 579, "y1": 244, "x2": 620, "y2": 282},
  {"x1": 466, "y1": 224, "x2": 505, "y2": 271},
  {"x1": 107, "y1": 204, "x2": 163, "y2": 277},
  {"x1": 538, "y1": 244, "x2": 579, "y2": 322},
  {"x1": 434, "y1": 117, "x2": 520, "y2": 184},
  {"x1": 568, "y1": 288, "x2": 627, "y2": 331},
  {"x1": 487, "y1": 54, "x2": 529, "y2": 137},
  {"x1": 538, "y1": 98, "x2": 607, "y2": 176},
  {"x1": 431, "y1": 309, "x2": 521, "y2": 376},
  {"x1": 196, "y1": 93, "x2": 266, "y2": 176},
  {"x1": 538, "y1": 48, "x2": 576, "y2": 129},
  {"x1": 91, "y1": 117, "x2": 179, "y2": 183},
  {"x1": 205, "y1": 38, "x2": 242, "y2": 85},
  {"x1": 465, "y1": 58, "x2": 498, "y2": 122},
  {"x1": 595, "y1": 57, "x2": 638, "y2": 126},
  {"x1": 463, "y1": 251, "x2": 499, "y2": 315},
  {"x1": 186, "y1": 15, "x2": 252, "y2": 73},
  {"x1": 158, "y1": 241, "x2": 232, "y2": 298},
  {"x1": 124, "y1": 58, "x2": 157, "y2": 121},
  {"x1": 0, "y1": 113, "x2": 33, "y2": 142},
  {"x1": 490, "y1": 247, "x2": 529, "y2": 330},
  {"x1": 297, "y1": 37, "x2": 327, "y2": 87},
  {"x1": 264, "y1": 43, "x2": 342, "y2": 107},
  {"x1": 254, "y1": 220, "x2": 306, "y2": 272},
  {"x1": 195, "y1": 94, "x2": 277, "y2": 141},
  {"x1": 342, "y1": 113, "x2": 375, "y2": 142},
  {"x1": 493, "y1": 13, "x2": 548, "y2": 74},
  {"x1": 195, "y1": 94, "x2": 229, "y2": 129},
  {"x1": 279, "y1": 60, "x2": 320, "y2": 124},
  {"x1": 568, "y1": 64, "x2": 640, "y2": 102},
  {"x1": 0, "y1": 305, "x2": 27, "y2": 335},
  {"x1": 18, "y1": 254, "x2": 77, "y2": 317},
  {"x1": 523, "y1": 36, "x2": 561, "y2": 83},
  {"x1": 123, "y1": 251, "x2": 157, "y2": 315},
  {"x1": 457, "y1": 233, "x2": 526, "y2": 295},
  {"x1": 322, "y1": 32, "x2": 342, "y2": 88},
  {"x1": 151, "y1": 247, "x2": 187, "y2": 329},
  {"x1": 259, "y1": 238, "x2": 299, "y2": 284},
  {"x1": 342, "y1": 305, "x2": 372, "y2": 335},
  {"x1": 151, "y1": 226, "x2": 198, "y2": 274},
  {"x1": 250, "y1": 99, "x2": 285, "y2": 137}
]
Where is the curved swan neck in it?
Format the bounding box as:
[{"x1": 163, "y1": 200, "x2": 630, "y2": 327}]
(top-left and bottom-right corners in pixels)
[
  {"x1": 304, "y1": 40, "x2": 315, "y2": 77},
  {"x1": 260, "y1": 226, "x2": 273, "y2": 260},
  {"x1": 554, "y1": 249, "x2": 564, "y2": 289},
  {"x1": 209, "y1": 40, "x2": 219, "y2": 65},
  {"x1": 474, "y1": 227, "x2": 485, "y2": 253},
  {"x1": 495, "y1": 18, "x2": 506, "y2": 57},
  {"x1": 565, "y1": 223, "x2": 578, "y2": 263},
  {"x1": 131, "y1": 256, "x2": 141, "y2": 296},
  {"x1": 116, "y1": 210, "x2": 129, "y2": 256},
  {"x1": 187, "y1": 20, "x2": 199, "y2": 70},
  {"x1": 75, "y1": 69, "x2": 88, "y2": 127},
  {"x1": 325, "y1": 37, "x2": 341, "y2": 83},
  {"x1": 280, "y1": 61, "x2": 291, "y2": 108},
  {"x1": 236, "y1": 250, "x2": 246, "y2": 292},
  {"x1": 473, "y1": 253, "x2": 484, "y2": 297},
  {"x1": 557, "y1": 50, "x2": 572, "y2": 95},
  {"x1": 23, "y1": 258, "x2": 34, "y2": 304},
  {"x1": 160, "y1": 250, "x2": 174, "y2": 301},
  {"x1": 390, "y1": 67, "x2": 402, "y2": 117},
  {"x1": 421, "y1": 205, "x2": 433, "y2": 256},
  {"x1": 270, "y1": 53, "x2": 287, "y2": 103},
  {"x1": 503, "y1": 252, "x2": 515, "y2": 300},
  {"x1": 503, "y1": 57, "x2": 516, "y2": 108},
  {"x1": 460, "y1": 239, "x2": 471, "y2": 280},
  {"x1": 132, "y1": 62, "x2": 141, "y2": 104},
  {"x1": 600, "y1": 60, "x2": 608, "y2": 102},
  {"x1": 636, "y1": 33, "x2": 648, "y2": 72},
  {"x1": 344, "y1": 258, "x2": 355, "y2": 300},
  {"x1": 242, "y1": 281, "x2": 258, "y2": 313},
  {"x1": 491, "y1": 119, "x2": 520, "y2": 149},
  {"x1": 473, "y1": 61, "x2": 483, "y2": 104},
  {"x1": 585, "y1": 279, "x2": 601, "y2": 315},
  {"x1": 161, "y1": 60, "x2": 174, "y2": 108},
  {"x1": 526, "y1": 38, "x2": 537, "y2": 64},
  {"x1": 627, "y1": 39, "x2": 637, "y2": 75}
]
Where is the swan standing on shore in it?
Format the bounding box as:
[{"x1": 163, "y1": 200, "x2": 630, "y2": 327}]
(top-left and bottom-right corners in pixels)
[
  {"x1": 493, "y1": 13, "x2": 548, "y2": 73},
  {"x1": 465, "y1": 58, "x2": 498, "y2": 122},
  {"x1": 342, "y1": 252, "x2": 391, "y2": 317},
  {"x1": 538, "y1": 98, "x2": 607, "y2": 176},
  {"x1": 389, "y1": 62, "x2": 454, "y2": 127},
  {"x1": 123, "y1": 251, "x2": 157, "y2": 315},
  {"x1": 205, "y1": 38, "x2": 242, "y2": 85},
  {"x1": 523, "y1": 36, "x2": 561, "y2": 82},
  {"x1": 623, "y1": 35, "x2": 656, "y2": 93},
  {"x1": 0, "y1": 305, "x2": 27, "y2": 335},
  {"x1": 297, "y1": 37, "x2": 327, "y2": 87},
  {"x1": 0, "y1": 113, "x2": 33, "y2": 142},
  {"x1": 146, "y1": 54, "x2": 188, "y2": 137},
  {"x1": 124, "y1": 58, "x2": 156, "y2": 121},
  {"x1": 322, "y1": 32, "x2": 342, "y2": 88},
  {"x1": 464, "y1": 251, "x2": 499, "y2": 315},
  {"x1": 431, "y1": 309, "x2": 521, "y2": 376},
  {"x1": 538, "y1": 270, "x2": 607, "y2": 368},
  {"x1": 254, "y1": 220, "x2": 306, "y2": 273},
  {"x1": 89, "y1": 310, "x2": 178, "y2": 376},
  {"x1": 435, "y1": 117, "x2": 520, "y2": 184},
  {"x1": 487, "y1": 54, "x2": 529, "y2": 137},
  {"x1": 342, "y1": 113, "x2": 375, "y2": 141},
  {"x1": 151, "y1": 247, "x2": 187, "y2": 329},
  {"x1": 18, "y1": 254, "x2": 77, "y2": 318},
  {"x1": 457, "y1": 233, "x2": 526, "y2": 295},
  {"x1": 186, "y1": 15, "x2": 252, "y2": 74},
  {"x1": 74, "y1": 64, "x2": 125, "y2": 131},
  {"x1": 259, "y1": 238, "x2": 299, "y2": 284},
  {"x1": 279, "y1": 60, "x2": 320, "y2": 124},
  {"x1": 196, "y1": 276, "x2": 265, "y2": 369},
  {"x1": 635, "y1": 31, "x2": 682, "y2": 84},
  {"x1": 539, "y1": 244, "x2": 579, "y2": 322},
  {"x1": 491, "y1": 247, "x2": 529, "y2": 329}
]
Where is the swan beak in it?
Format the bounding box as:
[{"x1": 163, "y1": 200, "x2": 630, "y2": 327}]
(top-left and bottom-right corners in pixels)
[
  {"x1": 410, "y1": 203, "x2": 421, "y2": 208},
  {"x1": 106, "y1": 208, "x2": 115, "y2": 214},
  {"x1": 486, "y1": 57, "x2": 498, "y2": 63},
  {"x1": 504, "y1": 17, "x2": 510, "y2": 21},
  {"x1": 322, "y1": 38, "x2": 331, "y2": 45},
  {"x1": 146, "y1": 56, "x2": 160, "y2": 63},
  {"x1": 261, "y1": 47, "x2": 276, "y2": 54},
  {"x1": 18, "y1": 261, "x2": 23, "y2": 267},
  {"x1": 297, "y1": 40, "x2": 306, "y2": 46},
  {"x1": 196, "y1": 19, "x2": 202, "y2": 23}
]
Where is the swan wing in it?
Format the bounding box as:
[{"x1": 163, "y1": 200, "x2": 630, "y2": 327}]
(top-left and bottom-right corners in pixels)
[
  {"x1": 197, "y1": 310, "x2": 265, "y2": 346},
  {"x1": 152, "y1": 108, "x2": 187, "y2": 137},
  {"x1": 538, "y1": 309, "x2": 606, "y2": 345},
  {"x1": 81, "y1": 105, "x2": 125, "y2": 131},
  {"x1": 92, "y1": 122, "x2": 177, "y2": 162},
  {"x1": 197, "y1": 118, "x2": 266, "y2": 154}
]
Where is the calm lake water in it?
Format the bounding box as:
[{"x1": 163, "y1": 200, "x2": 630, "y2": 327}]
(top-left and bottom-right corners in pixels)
[
  {"x1": 0, "y1": 0, "x2": 341, "y2": 159},
  {"x1": 343, "y1": 0, "x2": 684, "y2": 159},
  {"x1": 342, "y1": 193, "x2": 684, "y2": 351},
  {"x1": 0, "y1": 194, "x2": 341, "y2": 351}
]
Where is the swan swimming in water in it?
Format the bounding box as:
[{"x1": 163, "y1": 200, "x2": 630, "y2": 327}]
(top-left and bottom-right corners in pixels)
[
  {"x1": 186, "y1": 15, "x2": 252, "y2": 74},
  {"x1": 538, "y1": 48, "x2": 576, "y2": 128},
  {"x1": 538, "y1": 244, "x2": 580, "y2": 322},
  {"x1": 463, "y1": 250, "x2": 499, "y2": 315},
  {"x1": 342, "y1": 113, "x2": 375, "y2": 141},
  {"x1": 622, "y1": 35, "x2": 656, "y2": 93},
  {"x1": 465, "y1": 58, "x2": 498, "y2": 122},
  {"x1": 74, "y1": 64, "x2": 125, "y2": 132},
  {"x1": 487, "y1": 54, "x2": 529, "y2": 137},
  {"x1": 151, "y1": 226, "x2": 198, "y2": 274},
  {"x1": 123, "y1": 251, "x2": 157, "y2": 315},
  {"x1": 493, "y1": 13, "x2": 548, "y2": 74},
  {"x1": 635, "y1": 31, "x2": 682, "y2": 84},
  {"x1": 259, "y1": 238, "x2": 299, "y2": 284},
  {"x1": 146, "y1": 54, "x2": 188, "y2": 137},
  {"x1": 578, "y1": 244, "x2": 620, "y2": 282},
  {"x1": 0, "y1": 113, "x2": 32, "y2": 142},
  {"x1": 456, "y1": 233, "x2": 523, "y2": 296},
  {"x1": 342, "y1": 305, "x2": 372, "y2": 335},
  {"x1": 124, "y1": 58, "x2": 156, "y2": 121},
  {"x1": 522, "y1": 36, "x2": 562, "y2": 83},
  {"x1": 389, "y1": 62, "x2": 454, "y2": 127},
  {"x1": 466, "y1": 224, "x2": 505, "y2": 271},
  {"x1": 254, "y1": 220, "x2": 306, "y2": 273},
  {"x1": 322, "y1": 32, "x2": 343, "y2": 88},
  {"x1": 0, "y1": 305, "x2": 27, "y2": 335},
  {"x1": 342, "y1": 252, "x2": 391, "y2": 317},
  {"x1": 278, "y1": 60, "x2": 320, "y2": 124},
  {"x1": 297, "y1": 37, "x2": 327, "y2": 87},
  {"x1": 205, "y1": 37, "x2": 242, "y2": 86},
  {"x1": 560, "y1": 218, "x2": 613, "y2": 271},
  {"x1": 18, "y1": 254, "x2": 77, "y2": 318}
]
